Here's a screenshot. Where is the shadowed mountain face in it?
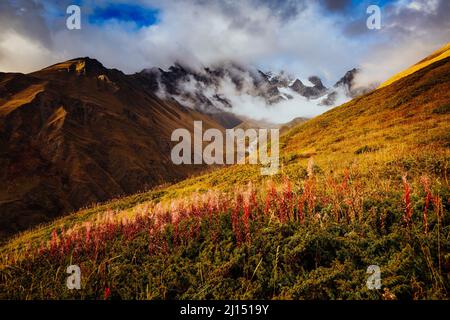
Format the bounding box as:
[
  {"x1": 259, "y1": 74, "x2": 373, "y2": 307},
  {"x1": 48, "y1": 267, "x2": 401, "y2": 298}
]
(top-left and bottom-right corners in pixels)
[
  {"x1": 289, "y1": 77, "x2": 327, "y2": 99},
  {"x1": 0, "y1": 58, "x2": 223, "y2": 239},
  {"x1": 132, "y1": 64, "x2": 244, "y2": 128}
]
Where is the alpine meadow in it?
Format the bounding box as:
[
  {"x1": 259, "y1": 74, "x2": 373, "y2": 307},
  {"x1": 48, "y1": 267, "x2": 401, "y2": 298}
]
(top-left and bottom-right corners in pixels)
[{"x1": 0, "y1": 0, "x2": 449, "y2": 303}]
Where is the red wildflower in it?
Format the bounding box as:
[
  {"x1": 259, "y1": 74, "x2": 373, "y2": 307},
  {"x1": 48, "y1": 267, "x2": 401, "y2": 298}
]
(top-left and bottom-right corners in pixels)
[
  {"x1": 104, "y1": 287, "x2": 111, "y2": 300},
  {"x1": 243, "y1": 199, "x2": 251, "y2": 243},
  {"x1": 402, "y1": 175, "x2": 413, "y2": 226},
  {"x1": 232, "y1": 194, "x2": 243, "y2": 245},
  {"x1": 420, "y1": 176, "x2": 431, "y2": 234}
]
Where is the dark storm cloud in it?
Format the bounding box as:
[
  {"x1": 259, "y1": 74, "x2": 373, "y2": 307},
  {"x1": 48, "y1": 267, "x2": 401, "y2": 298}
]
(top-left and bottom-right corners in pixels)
[
  {"x1": 216, "y1": 0, "x2": 351, "y2": 19},
  {"x1": 250, "y1": 0, "x2": 307, "y2": 20},
  {"x1": 342, "y1": 18, "x2": 368, "y2": 37},
  {"x1": 183, "y1": 0, "x2": 306, "y2": 23},
  {"x1": 384, "y1": 0, "x2": 450, "y2": 40},
  {"x1": 321, "y1": 0, "x2": 352, "y2": 11},
  {"x1": 0, "y1": 0, "x2": 51, "y2": 46}
]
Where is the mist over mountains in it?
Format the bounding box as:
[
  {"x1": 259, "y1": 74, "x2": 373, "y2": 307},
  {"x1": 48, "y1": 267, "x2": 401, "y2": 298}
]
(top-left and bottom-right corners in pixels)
[{"x1": 133, "y1": 62, "x2": 371, "y2": 125}]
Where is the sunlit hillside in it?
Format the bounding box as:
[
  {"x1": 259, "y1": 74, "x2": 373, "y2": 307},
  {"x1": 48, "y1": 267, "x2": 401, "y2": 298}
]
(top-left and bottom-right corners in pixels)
[
  {"x1": 380, "y1": 42, "x2": 450, "y2": 88},
  {"x1": 1, "y1": 54, "x2": 449, "y2": 300}
]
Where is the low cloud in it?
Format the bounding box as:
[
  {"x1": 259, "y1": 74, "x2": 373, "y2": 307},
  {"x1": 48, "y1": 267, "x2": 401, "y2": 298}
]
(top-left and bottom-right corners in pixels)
[
  {"x1": 0, "y1": 0, "x2": 448, "y2": 121},
  {"x1": 154, "y1": 65, "x2": 349, "y2": 123}
]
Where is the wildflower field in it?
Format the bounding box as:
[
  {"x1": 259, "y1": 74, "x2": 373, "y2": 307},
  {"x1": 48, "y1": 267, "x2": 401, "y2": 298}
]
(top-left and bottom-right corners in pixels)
[{"x1": 1, "y1": 55, "x2": 449, "y2": 300}]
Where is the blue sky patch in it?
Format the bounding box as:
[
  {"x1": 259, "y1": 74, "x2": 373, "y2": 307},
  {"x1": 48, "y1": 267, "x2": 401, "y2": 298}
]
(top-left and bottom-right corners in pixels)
[{"x1": 88, "y1": 3, "x2": 160, "y2": 28}]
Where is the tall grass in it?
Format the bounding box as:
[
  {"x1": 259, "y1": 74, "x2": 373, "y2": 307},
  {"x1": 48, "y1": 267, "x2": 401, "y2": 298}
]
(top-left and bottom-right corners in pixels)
[{"x1": 2, "y1": 170, "x2": 444, "y2": 268}]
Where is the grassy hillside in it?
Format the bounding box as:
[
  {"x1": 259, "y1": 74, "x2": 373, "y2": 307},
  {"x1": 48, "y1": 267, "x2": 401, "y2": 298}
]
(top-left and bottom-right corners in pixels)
[
  {"x1": 0, "y1": 58, "x2": 223, "y2": 239},
  {"x1": 1, "y1": 56, "x2": 449, "y2": 300},
  {"x1": 380, "y1": 42, "x2": 450, "y2": 88}
]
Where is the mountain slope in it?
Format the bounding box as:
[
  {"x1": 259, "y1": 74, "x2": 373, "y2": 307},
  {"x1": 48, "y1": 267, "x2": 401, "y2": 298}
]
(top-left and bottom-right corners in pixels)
[
  {"x1": 0, "y1": 58, "x2": 223, "y2": 239},
  {"x1": 380, "y1": 42, "x2": 450, "y2": 88},
  {"x1": 1, "y1": 54, "x2": 449, "y2": 300}
]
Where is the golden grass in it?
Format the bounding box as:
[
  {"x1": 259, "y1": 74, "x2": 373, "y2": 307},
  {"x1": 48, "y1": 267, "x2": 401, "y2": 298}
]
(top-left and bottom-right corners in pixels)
[{"x1": 380, "y1": 42, "x2": 450, "y2": 88}]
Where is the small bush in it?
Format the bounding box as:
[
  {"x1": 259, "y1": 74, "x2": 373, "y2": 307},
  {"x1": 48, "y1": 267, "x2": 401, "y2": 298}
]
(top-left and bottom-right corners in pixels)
[
  {"x1": 432, "y1": 103, "x2": 450, "y2": 114},
  {"x1": 355, "y1": 145, "x2": 380, "y2": 154}
]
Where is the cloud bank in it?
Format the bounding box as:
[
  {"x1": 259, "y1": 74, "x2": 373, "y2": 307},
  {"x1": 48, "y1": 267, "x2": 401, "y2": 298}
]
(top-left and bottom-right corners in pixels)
[{"x1": 0, "y1": 0, "x2": 449, "y2": 120}]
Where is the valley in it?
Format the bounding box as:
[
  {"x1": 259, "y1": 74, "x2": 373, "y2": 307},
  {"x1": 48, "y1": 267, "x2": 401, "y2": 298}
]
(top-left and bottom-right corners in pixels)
[{"x1": 1, "y1": 46, "x2": 448, "y2": 300}]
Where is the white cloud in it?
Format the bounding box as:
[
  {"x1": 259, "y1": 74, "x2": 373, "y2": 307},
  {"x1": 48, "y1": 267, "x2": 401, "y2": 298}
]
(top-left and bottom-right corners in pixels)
[
  {"x1": 0, "y1": 31, "x2": 53, "y2": 72},
  {"x1": 353, "y1": 0, "x2": 450, "y2": 88},
  {"x1": 406, "y1": 0, "x2": 439, "y2": 14},
  {"x1": 0, "y1": 0, "x2": 449, "y2": 122},
  {"x1": 0, "y1": 0, "x2": 360, "y2": 84}
]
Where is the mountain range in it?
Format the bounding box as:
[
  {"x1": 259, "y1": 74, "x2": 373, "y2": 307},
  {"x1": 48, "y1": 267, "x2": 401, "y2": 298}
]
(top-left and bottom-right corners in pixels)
[
  {"x1": 1, "y1": 42, "x2": 448, "y2": 299},
  {"x1": 134, "y1": 62, "x2": 367, "y2": 128},
  {"x1": 0, "y1": 57, "x2": 222, "y2": 238},
  {"x1": 0, "y1": 57, "x2": 370, "y2": 238}
]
